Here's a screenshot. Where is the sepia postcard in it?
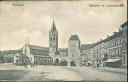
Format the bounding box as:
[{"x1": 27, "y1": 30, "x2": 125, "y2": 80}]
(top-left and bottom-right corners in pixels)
[{"x1": 0, "y1": 0, "x2": 127, "y2": 81}]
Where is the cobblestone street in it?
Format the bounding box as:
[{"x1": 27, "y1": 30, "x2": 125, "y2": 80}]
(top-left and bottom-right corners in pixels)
[{"x1": 0, "y1": 64, "x2": 127, "y2": 81}]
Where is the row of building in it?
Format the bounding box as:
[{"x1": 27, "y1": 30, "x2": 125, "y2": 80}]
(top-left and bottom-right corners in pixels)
[
  {"x1": 81, "y1": 21, "x2": 127, "y2": 68},
  {"x1": 0, "y1": 20, "x2": 127, "y2": 68}
]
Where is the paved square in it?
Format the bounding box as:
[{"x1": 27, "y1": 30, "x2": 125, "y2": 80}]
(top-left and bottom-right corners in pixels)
[{"x1": 0, "y1": 64, "x2": 127, "y2": 81}]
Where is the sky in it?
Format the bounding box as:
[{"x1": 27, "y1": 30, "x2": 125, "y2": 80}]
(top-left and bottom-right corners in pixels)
[{"x1": 0, "y1": 0, "x2": 127, "y2": 50}]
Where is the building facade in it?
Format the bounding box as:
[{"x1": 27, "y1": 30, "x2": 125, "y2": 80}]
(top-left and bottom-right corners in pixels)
[
  {"x1": 68, "y1": 35, "x2": 81, "y2": 66},
  {"x1": 0, "y1": 50, "x2": 20, "y2": 63},
  {"x1": 81, "y1": 21, "x2": 127, "y2": 68},
  {"x1": 21, "y1": 43, "x2": 53, "y2": 65},
  {"x1": 54, "y1": 48, "x2": 68, "y2": 66},
  {"x1": 106, "y1": 31, "x2": 123, "y2": 67},
  {"x1": 0, "y1": 51, "x2": 3, "y2": 63},
  {"x1": 81, "y1": 44, "x2": 94, "y2": 66},
  {"x1": 93, "y1": 40, "x2": 105, "y2": 67},
  {"x1": 121, "y1": 22, "x2": 127, "y2": 68}
]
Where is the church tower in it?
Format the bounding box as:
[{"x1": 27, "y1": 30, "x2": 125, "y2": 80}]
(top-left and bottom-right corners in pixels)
[{"x1": 49, "y1": 20, "x2": 58, "y2": 63}]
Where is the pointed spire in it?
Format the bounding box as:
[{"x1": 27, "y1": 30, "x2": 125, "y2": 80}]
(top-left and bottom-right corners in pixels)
[
  {"x1": 50, "y1": 16, "x2": 57, "y2": 33},
  {"x1": 53, "y1": 16, "x2": 54, "y2": 22}
]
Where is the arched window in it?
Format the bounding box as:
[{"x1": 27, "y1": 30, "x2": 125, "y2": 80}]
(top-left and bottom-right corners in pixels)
[
  {"x1": 53, "y1": 37, "x2": 55, "y2": 40},
  {"x1": 50, "y1": 38, "x2": 52, "y2": 40}
]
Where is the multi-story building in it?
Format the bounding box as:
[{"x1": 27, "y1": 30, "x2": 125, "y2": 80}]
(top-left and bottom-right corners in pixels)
[
  {"x1": 0, "y1": 50, "x2": 20, "y2": 63},
  {"x1": 0, "y1": 51, "x2": 3, "y2": 63},
  {"x1": 81, "y1": 44, "x2": 94, "y2": 66},
  {"x1": 121, "y1": 21, "x2": 127, "y2": 68},
  {"x1": 68, "y1": 34, "x2": 81, "y2": 66},
  {"x1": 81, "y1": 21, "x2": 127, "y2": 68},
  {"x1": 92, "y1": 40, "x2": 105, "y2": 67},
  {"x1": 103, "y1": 38, "x2": 109, "y2": 61},
  {"x1": 104, "y1": 30, "x2": 123, "y2": 67}
]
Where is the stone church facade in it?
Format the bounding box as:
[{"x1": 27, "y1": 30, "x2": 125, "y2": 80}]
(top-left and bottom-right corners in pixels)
[
  {"x1": 18, "y1": 20, "x2": 69, "y2": 66},
  {"x1": 0, "y1": 20, "x2": 82, "y2": 66},
  {"x1": 21, "y1": 43, "x2": 53, "y2": 65},
  {"x1": 48, "y1": 21, "x2": 81, "y2": 66}
]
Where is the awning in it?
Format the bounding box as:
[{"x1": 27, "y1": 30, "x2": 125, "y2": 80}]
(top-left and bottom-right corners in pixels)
[{"x1": 104, "y1": 59, "x2": 121, "y2": 63}]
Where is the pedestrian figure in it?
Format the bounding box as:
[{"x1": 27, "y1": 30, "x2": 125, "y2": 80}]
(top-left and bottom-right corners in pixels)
[
  {"x1": 30, "y1": 62, "x2": 34, "y2": 68},
  {"x1": 24, "y1": 62, "x2": 27, "y2": 69},
  {"x1": 93, "y1": 65, "x2": 96, "y2": 68},
  {"x1": 33, "y1": 63, "x2": 35, "y2": 67},
  {"x1": 31, "y1": 63, "x2": 34, "y2": 67},
  {"x1": 97, "y1": 63, "x2": 99, "y2": 68},
  {"x1": 30, "y1": 63, "x2": 32, "y2": 67},
  {"x1": 92, "y1": 61, "x2": 95, "y2": 68}
]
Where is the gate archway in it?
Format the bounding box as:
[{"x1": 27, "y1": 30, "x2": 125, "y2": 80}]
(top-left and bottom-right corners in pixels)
[
  {"x1": 70, "y1": 61, "x2": 76, "y2": 66},
  {"x1": 55, "y1": 58, "x2": 59, "y2": 63},
  {"x1": 60, "y1": 59, "x2": 67, "y2": 66}
]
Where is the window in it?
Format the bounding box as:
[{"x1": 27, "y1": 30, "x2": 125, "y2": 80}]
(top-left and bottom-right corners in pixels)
[
  {"x1": 114, "y1": 40, "x2": 115, "y2": 46},
  {"x1": 117, "y1": 48, "x2": 119, "y2": 55},
  {"x1": 114, "y1": 48, "x2": 116, "y2": 56},
  {"x1": 100, "y1": 53, "x2": 101, "y2": 58},
  {"x1": 119, "y1": 48, "x2": 121, "y2": 56},
  {"x1": 119, "y1": 38, "x2": 122, "y2": 44},
  {"x1": 110, "y1": 41, "x2": 112, "y2": 47},
  {"x1": 125, "y1": 37, "x2": 127, "y2": 42},
  {"x1": 112, "y1": 40, "x2": 114, "y2": 46},
  {"x1": 116, "y1": 39, "x2": 117, "y2": 45},
  {"x1": 53, "y1": 37, "x2": 55, "y2": 40},
  {"x1": 118, "y1": 38, "x2": 120, "y2": 44},
  {"x1": 116, "y1": 48, "x2": 118, "y2": 55},
  {"x1": 112, "y1": 49, "x2": 114, "y2": 56},
  {"x1": 123, "y1": 55, "x2": 125, "y2": 64},
  {"x1": 72, "y1": 54, "x2": 74, "y2": 57}
]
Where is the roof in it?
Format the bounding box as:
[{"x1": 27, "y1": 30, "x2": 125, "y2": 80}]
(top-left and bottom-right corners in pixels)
[
  {"x1": 103, "y1": 31, "x2": 122, "y2": 42},
  {"x1": 80, "y1": 44, "x2": 94, "y2": 50},
  {"x1": 59, "y1": 48, "x2": 68, "y2": 52},
  {"x1": 1, "y1": 50, "x2": 20, "y2": 55},
  {"x1": 93, "y1": 40, "x2": 104, "y2": 47},
  {"x1": 69, "y1": 35, "x2": 80, "y2": 41},
  {"x1": 121, "y1": 21, "x2": 127, "y2": 28},
  {"x1": 34, "y1": 55, "x2": 52, "y2": 58},
  {"x1": 28, "y1": 44, "x2": 49, "y2": 56},
  {"x1": 28, "y1": 45, "x2": 49, "y2": 51},
  {"x1": 49, "y1": 21, "x2": 57, "y2": 33},
  {"x1": 92, "y1": 31, "x2": 122, "y2": 45}
]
